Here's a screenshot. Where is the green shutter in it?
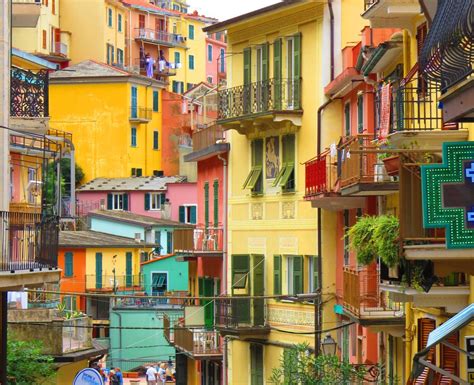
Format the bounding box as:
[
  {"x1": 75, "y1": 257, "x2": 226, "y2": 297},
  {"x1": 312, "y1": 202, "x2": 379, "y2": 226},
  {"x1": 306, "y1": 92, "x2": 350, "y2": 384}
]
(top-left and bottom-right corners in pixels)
[
  {"x1": 293, "y1": 33, "x2": 301, "y2": 109},
  {"x1": 198, "y1": 277, "x2": 204, "y2": 296},
  {"x1": 358, "y1": 94, "x2": 364, "y2": 133},
  {"x1": 160, "y1": 193, "x2": 166, "y2": 205},
  {"x1": 231, "y1": 254, "x2": 251, "y2": 324},
  {"x1": 95, "y1": 253, "x2": 102, "y2": 289},
  {"x1": 253, "y1": 139, "x2": 263, "y2": 167},
  {"x1": 123, "y1": 194, "x2": 129, "y2": 211},
  {"x1": 345, "y1": 103, "x2": 351, "y2": 136},
  {"x1": 204, "y1": 182, "x2": 209, "y2": 228},
  {"x1": 273, "y1": 39, "x2": 282, "y2": 110},
  {"x1": 190, "y1": 206, "x2": 197, "y2": 224},
  {"x1": 153, "y1": 131, "x2": 159, "y2": 150},
  {"x1": 243, "y1": 48, "x2": 251, "y2": 85},
  {"x1": 213, "y1": 179, "x2": 219, "y2": 227},
  {"x1": 179, "y1": 206, "x2": 185, "y2": 223},
  {"x1": 65, "y1": 252, "x2": 73, "y2": 277},
  {"x1": 167, "y1": 231, "x2": 173, "y2": 253},
  {"x1": 279, "y1": 135, "x2": 295, "y2": 190},
  {"x1": 144, "y1": 193, "x2": 150, "y2": 211},
  {"x1": 293, "y1": 256, "x2": 303, "y2": 295},
  {"x1": 126, "y1": 252, "x2": 132, "y2": 287},
  {"x1": 252, "y1": 254, "x2": 265, "y2": 325},
  {"x1": 250, "y1": 344, "x2": 264, "y2": 385},
  {"x1": 203, "y1": 278, "x2": 214, "y2": 327},
  {"x1": 107, "y1": 193, "x2": 113, "y2": 210},
  {"x1": 313, "y1": 256, "x2": 319, "y2": 291},
  {"x1": 273, "y1": 255, "x2": 281, "y2": 295},
  {"x1": 262, "y1": 43, "x2": 269, "y2": 81},
  {"x1": 172, "y1": 81, "x2": 178, "y2": 93},
  {"x1": 153, "y1": 91, "x2": 159, "y2": 112}
]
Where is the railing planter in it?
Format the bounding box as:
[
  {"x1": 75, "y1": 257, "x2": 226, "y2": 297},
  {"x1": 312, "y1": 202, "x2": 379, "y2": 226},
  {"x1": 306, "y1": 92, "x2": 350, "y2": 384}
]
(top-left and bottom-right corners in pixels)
[{"x1": 381, "y1": 155, "x2": 400, "y2": 176}]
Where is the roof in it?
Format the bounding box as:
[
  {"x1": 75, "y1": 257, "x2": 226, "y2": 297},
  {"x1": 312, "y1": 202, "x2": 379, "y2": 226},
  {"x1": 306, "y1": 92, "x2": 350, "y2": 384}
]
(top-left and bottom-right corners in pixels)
[
  {"x1": 140, "y1": 254, "x2": 176, "y2": 265},
  {"x1": 49, "y1": 60, "x2": 129, "y2": 79},
  {"x1": 77, "y1": 176, "x2": 187, "y2": 192},
  {"x1": 120, "y1": 0, "x2": 180, "y2": 17},
  {"x1": 59, "y1": 230, "x2": 157, "y2": 248},
  {"x1": 203, "y1": 0, "x2": 301, "y2": 33},
  {"x1": 12, "y1": 48, "x2": 58, "y2": 70},
  {"x1": 89, "y1": 210, "x2": 194, "y2": 228}
]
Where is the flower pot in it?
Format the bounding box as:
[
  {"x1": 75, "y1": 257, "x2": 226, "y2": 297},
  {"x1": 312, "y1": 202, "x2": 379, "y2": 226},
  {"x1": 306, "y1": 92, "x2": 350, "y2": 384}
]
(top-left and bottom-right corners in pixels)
[
  {"x1": 382, "y1": 155, "x2": 400, "y2": 176},
  {"x1": 374, "y1": 163, "x2": 391, "y2": 182},
  {"x1": 444, "y1": 272, "x2": 460, "y2": 286}
]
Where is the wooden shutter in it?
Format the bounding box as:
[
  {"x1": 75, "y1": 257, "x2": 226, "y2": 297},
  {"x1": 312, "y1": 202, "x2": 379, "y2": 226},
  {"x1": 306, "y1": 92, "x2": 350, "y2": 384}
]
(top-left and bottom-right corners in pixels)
[
  {"x1": 139, "y1": 14, "x2": 145, "y2": 29},
  {"x1": 65, "y1": 252, "x2": 73, "y2": 277},
  {"x1": 274, "y1": 39, "x2": 282, "y2": 110},
  {"x1": 144, "y1": 193, "x2": 150, "y2": 210},
  {"x1": 344, "y1": 103, "x2": 351, "y2": 136},
  {"x1": 107, "y1": 193, "x2": 113, "y2": 210},
  {"x1": 190, "y1": 206, "x2": 197, "y2": 224},
  {"x1": 204, "y1": 182, "x2": 209, "y2": 227},
  {"x1": 250, "y1": 344, "x2": 264, "y2": 385},
  {"x1": 293, "y1": 256, "x2": 303, "y2": 294},
  {"x1": 253, "y1": 139, "x2": 263, "y2": 167},
  {"x1": 213, "y1": 180, "x2": 219, "y2": 227},
  {"x1": 52, "y1": 0, "x2": 55, "y2": 14},
  {"x1": 440, "y1": 329, "x2": 459, "y2": 380},
  {"x1": 293, "y1": 33, "x2": 301, "y2": 108},
  {"x1": 357, "y1": 94, "x2": 364, "y2": 133},
  {"x1": 273, "y1": 255, "x2": 281, "y2": 295},
  {"x1": 243, "y1": 48, "x2": 251, "y2": 85},
  {"x1": 125, "y1": 252, "x2": 132, "y2": 287},
  {"x1": 95, "y1": 253, "x2": 103, "y2": 289},
  {"x1": 280, "y1": 134, "x2": 295, "y2": 190},
  {"x1": 153, "y1": 91, "x2": 159, "y2": 111},
  {"x1": 253, "y1": 254, "x2": 265, "y2": 325},
  {"x1": 123, "y1": 194, "x2": 129, "y2": 211},
  {"x1": 262, "y1": 43, "x2": 269, "y2": 81},
  {"x1": 42, "y1": 30, "x2": 47, "y2": 49},
  {"x1": 167, "y1": 231, "x2": 173, "y2": 253},
  {"x1": 414, "y1": 318, "x2": 436, "y2": 384},
  {"x1": 179, "y1": 206, "x2": 185, "y2": 222}
]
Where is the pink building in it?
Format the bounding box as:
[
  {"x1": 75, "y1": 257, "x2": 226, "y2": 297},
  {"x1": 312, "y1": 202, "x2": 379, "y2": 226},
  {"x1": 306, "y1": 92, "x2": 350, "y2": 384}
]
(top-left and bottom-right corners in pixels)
[
  {"x1": 205, "y1": 32, "x2": 226, "y2": 86},
  {"x1": 76, "y1": 176, "x2": 197, "y2": 224}
]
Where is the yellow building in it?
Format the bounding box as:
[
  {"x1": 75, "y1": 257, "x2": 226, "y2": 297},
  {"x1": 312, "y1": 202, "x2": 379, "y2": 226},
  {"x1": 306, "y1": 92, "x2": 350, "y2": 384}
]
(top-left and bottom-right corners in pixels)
[
  {"x1": 49, "y1": 60, "x2": 166, "y2": 182},
  {"x1": 204, "y1": 2, "x2": 338, "y2": 384}
]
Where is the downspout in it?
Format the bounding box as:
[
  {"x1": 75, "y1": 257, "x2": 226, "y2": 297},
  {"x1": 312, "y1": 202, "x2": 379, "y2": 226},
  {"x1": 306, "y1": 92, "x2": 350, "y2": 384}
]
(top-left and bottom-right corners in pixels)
[
  {"x1": 328, "y1": 0, "x2": 335, "y2": 81},
  {"x1": 129, "y1": 9, "x2": 132, "y2": 68}
]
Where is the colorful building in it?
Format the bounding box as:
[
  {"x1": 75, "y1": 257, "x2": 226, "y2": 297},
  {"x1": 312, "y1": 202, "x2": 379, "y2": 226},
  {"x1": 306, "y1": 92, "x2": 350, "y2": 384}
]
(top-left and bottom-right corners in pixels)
[
  {"x1": 205, "y1": 31, "x2": 226, "y2": 86},
  {"x1": 49, "y1": 60, "x2": 166, "y2": 182}
]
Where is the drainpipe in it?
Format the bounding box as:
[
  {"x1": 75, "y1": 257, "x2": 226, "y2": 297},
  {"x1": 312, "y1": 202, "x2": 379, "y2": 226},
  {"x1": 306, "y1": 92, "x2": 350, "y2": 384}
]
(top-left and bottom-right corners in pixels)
[{"x1": 328, "y1": 0, "x2": 335, "y2": 81}]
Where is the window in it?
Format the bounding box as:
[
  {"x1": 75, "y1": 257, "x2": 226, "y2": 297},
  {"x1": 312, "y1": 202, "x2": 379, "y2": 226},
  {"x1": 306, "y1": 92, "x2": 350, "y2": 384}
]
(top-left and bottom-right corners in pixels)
[
  {"x1": 131, "y1": 86, "x2": 137, "y2": 117},
  {"x1": 153, "y1": 130, "x2": 159, "y2": 149},
  {"x1": 167, "y1": 231, "x2": 173, "y2": 253},
  {"x1": 173, "y1": 4, "x2": 179, "y2": 11},
  {"x1": 145, "y1": 192, "x2": 164, "y2": 211},
  {"x1": 216, "y1": 32, "x2": 222, "y2": 41},
  {"x1": 131, "y1": 168, "x2": 142, "y2": 177},
  {"x1": 27, "y1": 168, "x2": 37, "y2": 204},
  {"x1": 250, "y1": 344, "x2": 264, "y2": 385},
  {"x1": 213, "y1": 179, "x2": 219, "y2": 226},
  {"x1": 188, "y1": 24, "x2": 194, "y2": 39},
  {"x1": 220, "y1": 48, "x2": 225, "y2": 72},
  {"x1": 154, "y1": 230, "x2": 161, "y2": 245},
  {"x1": 107, "y1": 193, "x2": 128, "y2": 211},
  {"x1": 344, "y1": 103, "x2": 351, "y2": 136},
  {"x1": 117, "y1": 48, "x2": 123, "y2": 65},
  {"x1": 179, "y1": 205, "x2": 197, "y2": 224},
  {"x1": 172, "y1": 81, "x2": 184, "y2": 94},
  {"x1": 187, "y1": 83, "x2": 194, "y2": 91},
  {"x1": 108, "y1": 8, "x2": 113, "y2": 27},
  {"x1": 273, "y1": 255, "x2": 282, "y2": 295},
  {"x1": 131, "y1": 127, "x2": 137, "y2": 147},
  {"x1": 287, "y1": 33, "x2": 301, "y2": 108},
  {"x1": 207, "y1": 76, "x2": 213, "y2": 84},
  {"x1": 357, "y1": 94, "x2": 364, "y2": 133},
  {"x1": 232, "y1": 255, "x2": 249, "y2": 290},
  {"x1": 243, "y1": 139, "x2": 263, "y2": 194},
  {"x1": 287, "y1": 255, "x2": 303, "y2": 295},
  {"x1": 42, "y1": 30, "x2": 47, "y2": 49},
  {"x1": 106, "y1": 43, "x2": 114, "y2": 65},
  {"x1": 343, "y1": 210, "x2": 350, "y2": 265},
  {"x1": 207, "y1": 44, "x2": 213, "y2": 62},
  {"x1": 117, "y1": 14, "x2": 122, "y2": 32},
  {"x1": 151, "y1": 272, "x2": 168, "y2": 295},
  {"x1": 153, "y1": 91, "x2": 159, "y2": 112},
  {"x1": 64, "y1": 252, "x2": 73, "y2": 277},
  {"x1": 308, "y1": 255, "x2": 318, "y2": 292},
  {"x1": 174, "y1": 51, "x2": 180, "y2": 64},
  {"x1": 189, "y1": 55, "x2": 194, "y2": 70},
  {"x1": 273, "y1": 134, "x2": 295, "y2": 192}
]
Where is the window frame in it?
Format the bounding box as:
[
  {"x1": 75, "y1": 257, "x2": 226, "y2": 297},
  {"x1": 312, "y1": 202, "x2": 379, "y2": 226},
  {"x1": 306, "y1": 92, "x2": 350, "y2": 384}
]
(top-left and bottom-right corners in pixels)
[
  {"x1": 151, "y1": 271, "x2": 168, "y2": 295},
  {"x1": 150, "y1": 193, "x2": 162, "y2": 211},
  {"x1": 189, "y1": 54, "x2": 195, "y2": 70},
  {"x1": 179, "y1": 204, "x2": 197, "y2": 224},
  {"x1": 111, "y1": 193, "x2": 125, "y2": 210},
  {"x1": 131, "y1": 127, "x2": 137, "y2": 147},
  {"x1": 117, "y1": 13, "x2": 122, "y2": 32},
  {"x1": 108, "y1": 8, "x2": 113, "y2": 28},
  {"x1": 207, "y1": 44, "x2": 213, "y2": 62}
]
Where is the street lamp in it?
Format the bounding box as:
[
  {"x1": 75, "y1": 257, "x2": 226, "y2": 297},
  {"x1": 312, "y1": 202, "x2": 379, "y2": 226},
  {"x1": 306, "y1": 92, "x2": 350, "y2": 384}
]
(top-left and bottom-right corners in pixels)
[{"x1": 321, "y1": 333, "x2": 337, "y2": 356}]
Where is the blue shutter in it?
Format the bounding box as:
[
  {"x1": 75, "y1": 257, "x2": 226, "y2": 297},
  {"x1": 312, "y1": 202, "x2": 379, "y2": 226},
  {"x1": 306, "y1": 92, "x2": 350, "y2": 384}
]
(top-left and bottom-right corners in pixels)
[
  {"x1": 125, "y1": 252, "x2": 132, "y2": 287},
  {"x1": 153, "y1": 131, "x2": 159, "y2": 150},
  {"x1": 189, "y1": 55, "x2": 194, "y2": 70},
  {"x1": 107, "y1": 193, "x2": 113, "y2": 210},
  {"x1": 179, "y1": 206, "x2": 185, "y2": 223},
  {"x1": 160, "y1": 193, "x2": 166, "y2": 205},
  {"x1": 95, "y1": 253, "x2": 103, "y2": 289},
  {"x1": 153, "y1": 91, "x2": 159, "y2": 112},
  {"x1": 123, "y1": 194, "x2": 129, "y2": 211},
  {"x1": 190, "y1": 206, "x2": 197, "y2": 224},
  {"x1": 65, "y1": 252, "x2": 73, "y2": 277},
  {"x1": 167, "y1": 231, "x2": 173, "y2": 254},
  {"x1": 220, "y1": 49, "x2": 225, "y2": 72},
  {"x1": 144, "y1": 193, "x2": 150, "y2": 211},
  {"x1": 131, "y1": 86, "x2": 137, "y2": 118},
  {"x1": 208, "y1": 45, "x2": 213, "y2": 61},
  {"x1": 188, "y1": 24, "x2": 194, "y2": 39}
]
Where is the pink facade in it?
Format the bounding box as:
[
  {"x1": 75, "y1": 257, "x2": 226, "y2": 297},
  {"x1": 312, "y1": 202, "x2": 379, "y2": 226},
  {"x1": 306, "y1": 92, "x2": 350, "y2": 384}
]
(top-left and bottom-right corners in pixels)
[
  {"x1": 205, "y1": 33, "x2": 226, "y2": 85},
  {"x1": 166, "y1": 182, "x2": 198, "y2": 222}
]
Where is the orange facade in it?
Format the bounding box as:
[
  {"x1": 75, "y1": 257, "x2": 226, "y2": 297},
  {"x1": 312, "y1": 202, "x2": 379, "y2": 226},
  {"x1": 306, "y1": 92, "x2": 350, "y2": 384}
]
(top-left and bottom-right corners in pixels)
[{"x1": 58, "y1": 248, "x2": 87, "y2": 311}]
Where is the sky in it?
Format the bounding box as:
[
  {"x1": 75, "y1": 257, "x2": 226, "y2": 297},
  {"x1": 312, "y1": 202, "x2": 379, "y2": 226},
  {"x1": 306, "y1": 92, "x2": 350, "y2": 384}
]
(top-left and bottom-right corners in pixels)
[{"x1": 187, "y1": 0, "x2": 281, "y2": 21}]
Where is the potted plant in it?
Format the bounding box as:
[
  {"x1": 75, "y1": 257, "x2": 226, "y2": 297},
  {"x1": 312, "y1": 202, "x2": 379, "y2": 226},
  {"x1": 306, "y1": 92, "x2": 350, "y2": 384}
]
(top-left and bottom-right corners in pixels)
[
  {"x1": 373, "y1": 215, "x2": 400, "y2": 268},
  {"x1": 346, "y1": 216, "x2": 378, "y2": 266},
  {"x1": 378, "y1": 141, "x2": 400, "y2": 176}
]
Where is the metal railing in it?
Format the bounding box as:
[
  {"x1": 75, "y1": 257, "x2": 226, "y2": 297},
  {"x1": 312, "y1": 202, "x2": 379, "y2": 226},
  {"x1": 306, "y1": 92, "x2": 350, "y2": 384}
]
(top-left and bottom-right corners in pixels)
[
  {"x1": 62, "y1": 317, "x2": 93, "y2": 353},
  {"x1": 0, "y1": 211, "x2": 58, "y2": 272},
  {"x1": 164, "y1": 313, "x2": 173, "y2": 343},
  {"x1": 10, "y1": 67, "x2": 49, "y2": 118},
  {"x1": 113, "y1": 291, "x2": 190, "y2": 308},
  {"x1": 85, "y1": 274, "x2": 143, "y2": 290},
  {"x1": 215, "y1": 297, "x2": 267, "y2": 329},
  {"x1": 218, "y1": 78, "x2": 302, "y2": 121},
  {"x1": 130, "y1": 107, "x2": 152, "y2": 121},
  {"x1": 192, "y1": 125, "x2": 225, "y2": 152},
  {"x1": 174, "y1": 327, "x2": 221, "y2": 356},
  {"x1": 132, "y1": 58, "x2": 177, "y2": 77},
  {"x1": 343, "y1": 267, "x2": 403, "y2": 318},
  {"x1": 54, "y1": 42, "x2": 68, "y2": 56},
  {"x1": 134, "y1": 28, "x2": 187, "y2": 47},
  {"x1": 173, "y1": 226, "x2": 223, "y2": 253},
  {"x1": 304, "y1": 149, "x2": 338, "y2": 198}
]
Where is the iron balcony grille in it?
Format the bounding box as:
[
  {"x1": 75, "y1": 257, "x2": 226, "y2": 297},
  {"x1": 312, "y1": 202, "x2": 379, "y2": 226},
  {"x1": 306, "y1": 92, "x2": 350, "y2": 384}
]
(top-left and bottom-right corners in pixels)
[
  {"x1": 134, "y1": 28, "x2": 187, "y2": 48},
  {"x1": 217, "y1": 78, "x2": 302, "y2": 121},
  {"x1": 192, "y1": 125, "x2": 225, "y2": 153},
  {"x1": 10, "y1": 68, "x2": 49, "y2": 118},
  {"x1": 215, "y1": 297, "x2": 267, "y2": 329},
  {"x1": 420, "y1": 0, "x2": 473, "y2": 93},
  {"x1": 0, "y1": 211, "x2": 59, "y2": 272},
  {"x1": 304, "y1": 149, "x2": 338, "y2": 198}
]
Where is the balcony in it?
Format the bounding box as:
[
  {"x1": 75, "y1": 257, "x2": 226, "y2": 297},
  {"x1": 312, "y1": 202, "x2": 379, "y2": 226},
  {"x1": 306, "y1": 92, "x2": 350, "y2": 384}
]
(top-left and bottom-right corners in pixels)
[
  {"x1": 343, "y1": 267, "x2": 404, "y2": 326},
  {"x1": 215, "y1": 297, "x2": 270, "y2": 339},
  {"x1": 130, "y1": 58, "x2": 177, "y2": 79},
  {"x1": 134, "y1": 28, "x2": 187, "y2": 48},
  {"x1": 8, "y1": 309, "x2": 93, "y2": 356},
  {"x1": 113, "y1": 292, "x2": 190, "y2": 309},
  {"x1": 173, "y1": 226, "x2": 224, "y2": 259},
  {"x1": 85, "y1": 274, "x2": 143, "y2": 291},
  {"x1": 362, "y1": 0, "x2": 421, "y2": 29},
  {"x1": 174, "y1": 328, "x2": 222, "y2": 359},
  {"x1": 53, "y1": 41, "x2": 69, "y2": 57},
  {"x1": 217, "y1": 78, "x2": 302, "y2": 133},
  {"x1": 304, "y1": 149, "x2": 366, "y2": 211},
  {"x1": 129, "y1": 107, "x2": 152, "y2": 123},
  {"x1": 184, "y1": 125, "x2": 229, "y2": 162},
  {"x1": 339, "y1": 135, "x2": 399, "y2": 196}
]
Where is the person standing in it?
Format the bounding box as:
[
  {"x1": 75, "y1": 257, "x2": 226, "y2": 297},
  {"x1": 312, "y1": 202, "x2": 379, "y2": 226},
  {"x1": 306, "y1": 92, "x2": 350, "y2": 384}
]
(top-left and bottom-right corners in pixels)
[
  {"x1": 146, "y1": 364, "x2": 158, "y2": 385},
  {"x1": 114, "y1": 368, "x2": 123, "y2": 385},
  {"x1": 109, "y1": 370, "x2": 120, "y2": 385}
]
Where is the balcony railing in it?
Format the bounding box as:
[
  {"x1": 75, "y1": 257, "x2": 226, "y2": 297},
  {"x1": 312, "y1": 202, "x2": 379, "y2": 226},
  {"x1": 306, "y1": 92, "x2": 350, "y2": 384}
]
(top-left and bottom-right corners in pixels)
[
  {"x1": 85, "y1": 274, "x2": 143, "y2": 290},
  {"x1": 215, "y1": 297, "x2": 267, "y2": 330},
  {"x1": 132, "y1": 58, "x2": 177, "y2": 78},
  {"x1": 0, "y1": 211, "x2": 58, "y2": 272},
  {"x1": 54, "y1": 42, "x2": 68, "y2": 56},
  {"x1": 192, "y1": 125, "x2": 225, "y2": 153},
  {"x1": 343, "y1": 267, "x2": 403, "y2": 319},
  {"x1": 134, "y1": 28, "x2": 187, "y2": 48},
  {"x1": 113, "y1": 291, "x2": 190, "y2": 308},
  {"x1": 217, "y1": 78, "x2": 302, "y2": 121},
  {"x1": 130, "y1": 107, "x2": 152, "y2": 121},
  {"x1": 174, "y1": 327, "x2": 222, "y2": 357},
  {"x1": 174, "y1": 226, "x2": 223, "y2": 254},
  {"x1": 304, "y1": 149, "x2": 338, "y2": 198},
  {"x1": 340, "y1": 135, "x2": 379, "y2": 188},
  {"x1": 10, "y1": 67, "x2": 49, "y2": 118}
]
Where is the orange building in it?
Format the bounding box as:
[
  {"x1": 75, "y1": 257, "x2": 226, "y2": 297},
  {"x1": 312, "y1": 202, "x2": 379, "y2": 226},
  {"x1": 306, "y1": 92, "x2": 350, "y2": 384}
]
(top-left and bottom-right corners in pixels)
[{"x1": 58, "y1": 248, "x2": 87, "y2": 312}]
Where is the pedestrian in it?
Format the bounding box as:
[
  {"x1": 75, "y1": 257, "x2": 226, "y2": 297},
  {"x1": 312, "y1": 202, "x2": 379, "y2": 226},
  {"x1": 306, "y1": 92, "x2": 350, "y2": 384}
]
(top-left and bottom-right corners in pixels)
[
  {"x1": 158, "y1": 363, "x2": 167, "y2": 385},
  {"x1": 99, "y1": 367, "x2": 107, "y2": 383},
  {"x1": 146, "y1": 364, "x2": 158, "y2": 385},
  {"x1": 109, "y1": 370, "x2": 120, "y2": 385},
  {"x1": 114, "y1": 367, "x2": 123, "y2": 385}
]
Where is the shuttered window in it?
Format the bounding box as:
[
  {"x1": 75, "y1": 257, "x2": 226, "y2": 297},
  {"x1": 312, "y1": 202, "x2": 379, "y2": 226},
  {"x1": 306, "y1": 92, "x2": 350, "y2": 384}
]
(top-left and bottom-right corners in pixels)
[
  {"x1": 131, "y1": 127, "x2": 137, "y2": 147},
  {"x1": 64, "y1": 252, "x2": 73, "y2": 277},
  {"x1": 153, "y1": 91, "x2": 159, "y2": 112},
  {"x1": 153, "y1": 130, "x2": 159, "y2": 149},
  {"x1": 207, "y1": 44, "x2": 213, "y2": 61},
  {"x1": 344, "y1": 103, "x2": 351, "y2": 136},
  {"x1": 274, "y1": 38, "x2": 282, "y2": 109},
  {"x1": 273, "y1": 134, "x2": 295, "y2": 192},
  {"x1": 167, "y1": 231, "x2": 173, "y2": 254},
  {"x1": 188, "y1": 24, "x2": 194, "y2": 40},
  {"x1": 42, "y1": 30, "x2": 47, "y2": 49},
  {"x1": 243, "y1": 48, "x2": 251, "y2": 85},
  {"x1": 357, "y1": 94, "x2": 364, "y2": 133},
  {"x1": 243, "y1": 139, "x2": 263, "y2": 194},
  {"x1": 174, "y1": 52, "x2": 180, "y2": 64},
  {"x1": 213, "y1": 180, "x2": 219, "y2": 226},
  {"x1": 189, "y1": 55, "x2": 195, "y2": 70},
  {"x1": 273, "y1": 255, "x2": 282, "y2": 295},
  {"x1": 250, "y1": 344, "x2": 264, "y2": 385},
  {"x1": 418, "y1": 318, "x2": 436, "y2": 363},
  {"x1": 204, "y1": 182, "x2": 209, "y2": 227},
  {"x1": 307, "y1": 255, "x2": 318, "y2": 292},
  {"x1": 125, "y1": 252, "x2": 132, "y2": 287},
  {"x1": 440, "y1": 327, "x2": 459, "y2": 380},
  {"x1": 108, "y1": 8, "x2": 113, "y2": 27},
  {"x1": 95, "y1": 253, "x2": 103, "y2": 289},
  {"x1": 287, "y1": 255, "x2": 303, "y2": 295},
  {"x1": 231, "y1": 255, "x2": 249, "y2": 291}
]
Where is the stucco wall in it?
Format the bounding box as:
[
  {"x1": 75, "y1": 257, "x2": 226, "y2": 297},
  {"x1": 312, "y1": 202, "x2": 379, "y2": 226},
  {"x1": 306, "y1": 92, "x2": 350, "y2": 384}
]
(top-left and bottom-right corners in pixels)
[
  {"x1": 166, "y1": 182, "x2": 197, "y2": 222},
  {"x1": 141, "y1": 255, "x2": 189, "y2": 294}
]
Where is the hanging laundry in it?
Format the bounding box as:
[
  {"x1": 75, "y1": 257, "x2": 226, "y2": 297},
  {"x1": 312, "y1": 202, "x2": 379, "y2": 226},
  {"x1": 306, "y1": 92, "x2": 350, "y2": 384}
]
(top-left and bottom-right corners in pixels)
[
  {"x1": 346, "y1": 150, "x2": 351, "y2": 159},
  {"x1": 329, "y1": 143, "x2": 337, "y2": 157},
  {"x1": 159, "y1": 60, "x2": 166, "y2": 72},
  {"x1": 145, "y1": 55, "x2": 155, "y2": 78}
]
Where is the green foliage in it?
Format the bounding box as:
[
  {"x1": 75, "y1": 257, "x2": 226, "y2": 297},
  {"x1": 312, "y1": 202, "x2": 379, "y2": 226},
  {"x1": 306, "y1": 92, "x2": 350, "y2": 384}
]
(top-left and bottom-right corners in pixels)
[
  {"x1": 7, "y1": 338, "x2": 56, "y2": 385},
  {"x1": 346, "y1": 216, "x2": 378, "y2": 265},
  {"x1": 373, "y1": 215, "x2": 400, "y2": 267},
  {"x1": 60, "y1": 158, "x2": 85, "y2": 188},
  {"x1": 269, "y1": 344, "x2": 367, "y2": 385}
]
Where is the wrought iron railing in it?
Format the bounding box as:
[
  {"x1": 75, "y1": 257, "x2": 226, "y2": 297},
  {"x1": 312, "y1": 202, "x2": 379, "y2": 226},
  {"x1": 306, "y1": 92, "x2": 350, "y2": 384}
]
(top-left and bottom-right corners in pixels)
[
  {"x1": 215, "y1": 297, "x2": 267, "y2": 329},
  {"x1": 85, "y1": 274, "x2": 143, "y2": 290},
  {"x1": 420, "y1": 0, "x2": 473, "y2": 93},
  {"x1": 217, "y1": 78, "x2": 302, "y2": 121},
  {"x1": 0, "y1": 211, "x2": 58, "y2": 272},
  {"x1": 130, "y1": 107, "x2": 152, "y2": 121},
  {"x1": 192, "y1": 125, "x2": 225, "y2": 152},
  {"x1": 10, "y1": 67, "x2": 49, "y2": 118},
  {"x1": 134, "y1": 28, "x2": 187, "y2": 47},
  {"x1": 304, "y1": 149, "x2": 338, "y2": 198},
  {"x1": 174, "y1": 327, "x2": 221, "y2": 356}
]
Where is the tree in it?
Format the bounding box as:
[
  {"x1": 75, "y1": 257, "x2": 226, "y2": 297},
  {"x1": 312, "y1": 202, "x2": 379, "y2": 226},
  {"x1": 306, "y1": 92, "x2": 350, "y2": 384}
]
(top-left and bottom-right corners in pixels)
[
  {"x1": 59, "y1": 158, "x2": 85, "y2": 189},
  {"x1": 7, "y1": 338, "x2": 56, "y2": 385}
]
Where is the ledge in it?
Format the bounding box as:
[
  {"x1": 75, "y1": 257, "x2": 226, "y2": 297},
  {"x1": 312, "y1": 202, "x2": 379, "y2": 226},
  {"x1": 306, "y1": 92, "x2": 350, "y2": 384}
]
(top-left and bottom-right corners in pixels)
[
  {"x1": 0, "y1": 269, "x2": 61, "y2": 290},
  {"x1": 183, "y1": 143, "x2": 230, "y2": 162}
]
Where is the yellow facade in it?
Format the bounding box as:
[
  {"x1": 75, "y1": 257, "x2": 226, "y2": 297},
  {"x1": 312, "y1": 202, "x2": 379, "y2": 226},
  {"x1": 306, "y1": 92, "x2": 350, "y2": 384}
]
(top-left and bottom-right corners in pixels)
[
  {"x1": 85, "y1": 247, "x2": 142, "y2": 283},
  {"x1": 49, "y1": 67, "x2": 165, "y2": 182},
  {"x1": 60, "y1": 0, "x2": 126, "y2": 65},
  {"x1": 56, "y1": 359, "x2": 90, "y2": 385}
]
